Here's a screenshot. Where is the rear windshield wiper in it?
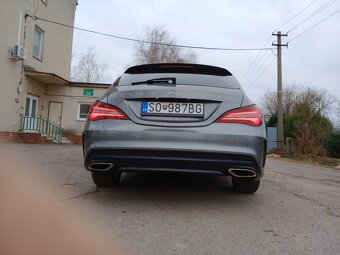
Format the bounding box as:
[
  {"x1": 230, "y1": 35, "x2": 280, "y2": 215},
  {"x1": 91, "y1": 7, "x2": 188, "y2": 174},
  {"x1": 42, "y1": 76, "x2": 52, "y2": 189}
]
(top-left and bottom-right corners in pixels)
[{"x1": 131, "y1": 77, "x2": 176, "y2": 86}]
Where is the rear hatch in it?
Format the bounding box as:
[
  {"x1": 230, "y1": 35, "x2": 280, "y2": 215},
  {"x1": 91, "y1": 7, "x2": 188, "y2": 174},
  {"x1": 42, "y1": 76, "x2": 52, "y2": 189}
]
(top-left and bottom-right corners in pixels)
[{"x1": 106, "y1": 64, "x2": 244, "y2": 127}]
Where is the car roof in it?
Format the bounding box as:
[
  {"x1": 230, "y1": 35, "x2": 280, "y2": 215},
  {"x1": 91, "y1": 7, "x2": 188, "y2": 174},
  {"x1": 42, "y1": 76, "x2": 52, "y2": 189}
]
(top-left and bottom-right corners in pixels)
[{"x1": 125, "y1": 63, "x2": 232, "y2": 76}]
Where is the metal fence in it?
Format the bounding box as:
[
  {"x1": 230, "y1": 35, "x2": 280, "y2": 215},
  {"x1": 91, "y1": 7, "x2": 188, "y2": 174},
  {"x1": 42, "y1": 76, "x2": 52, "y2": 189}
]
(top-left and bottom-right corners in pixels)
[
  {"x1": 267, "y1": 127, "x2": 278, "y2": 151},
  {"x1": 20, "y1": 115, "x2": 63, "y2": 143}
]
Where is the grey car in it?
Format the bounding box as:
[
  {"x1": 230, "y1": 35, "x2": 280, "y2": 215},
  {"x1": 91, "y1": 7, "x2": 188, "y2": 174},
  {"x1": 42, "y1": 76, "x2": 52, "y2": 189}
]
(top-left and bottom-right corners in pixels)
[{"x1": 83, "y1": 63, "x2": 266, "y2": 193}]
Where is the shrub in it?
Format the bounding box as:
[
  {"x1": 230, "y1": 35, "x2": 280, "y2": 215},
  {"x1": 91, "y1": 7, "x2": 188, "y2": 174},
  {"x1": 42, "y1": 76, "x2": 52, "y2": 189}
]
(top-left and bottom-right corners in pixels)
[{"x1": 325, "y1": 131, "x2": 340, "y2": 158}]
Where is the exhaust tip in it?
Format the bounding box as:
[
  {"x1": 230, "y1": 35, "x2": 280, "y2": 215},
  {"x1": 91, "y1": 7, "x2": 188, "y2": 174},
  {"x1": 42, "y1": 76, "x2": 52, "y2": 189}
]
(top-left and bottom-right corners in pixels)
[
  {"x1": 228, "y1": 168, "x2": 257, "y2": 178},
  {"x1": 88, "y1": 162, "x2": 113, "y2": 171}
]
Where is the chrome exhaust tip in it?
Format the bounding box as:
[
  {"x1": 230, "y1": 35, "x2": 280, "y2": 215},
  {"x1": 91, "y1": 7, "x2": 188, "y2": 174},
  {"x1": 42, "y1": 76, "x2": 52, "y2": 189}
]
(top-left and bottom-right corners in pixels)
[
  {"x1": 88, "y1": 163, "x2": 113, "y2": 171},
  {"x1": 228, "y1": 168, "x2": 257, "y2": 178}
]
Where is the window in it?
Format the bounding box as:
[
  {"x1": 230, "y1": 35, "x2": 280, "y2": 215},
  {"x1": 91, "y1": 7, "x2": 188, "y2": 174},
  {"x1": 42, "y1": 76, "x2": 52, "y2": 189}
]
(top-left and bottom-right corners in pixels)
[
  {"x1": 33, "y1": 26, "x2": 44, "y2": 59},
  {"x1": 78, "y1": 103, "x2": 92, "y2": 121},
  {"x1": 113, "y1": 77, "x2": 121, "y2": 86}
]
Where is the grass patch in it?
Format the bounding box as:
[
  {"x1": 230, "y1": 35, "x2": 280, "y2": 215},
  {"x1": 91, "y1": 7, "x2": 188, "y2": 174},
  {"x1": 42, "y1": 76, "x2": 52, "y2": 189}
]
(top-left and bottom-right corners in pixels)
[{"x1": 281, "y1": 154, "x2": 340, "y2": 168}]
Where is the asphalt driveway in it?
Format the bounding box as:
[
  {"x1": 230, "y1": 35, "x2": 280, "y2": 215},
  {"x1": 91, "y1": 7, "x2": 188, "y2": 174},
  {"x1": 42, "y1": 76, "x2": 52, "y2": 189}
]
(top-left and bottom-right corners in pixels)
[{"x1": 5, "y1": 144, "x2": 340, "y2": 255}]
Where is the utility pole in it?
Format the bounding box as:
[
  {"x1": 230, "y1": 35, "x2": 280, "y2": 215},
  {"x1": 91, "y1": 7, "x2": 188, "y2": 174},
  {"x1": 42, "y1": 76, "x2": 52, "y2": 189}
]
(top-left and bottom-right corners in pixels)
[{"x1": 272, "y1": 31, "x2": 288, "y2": 150}]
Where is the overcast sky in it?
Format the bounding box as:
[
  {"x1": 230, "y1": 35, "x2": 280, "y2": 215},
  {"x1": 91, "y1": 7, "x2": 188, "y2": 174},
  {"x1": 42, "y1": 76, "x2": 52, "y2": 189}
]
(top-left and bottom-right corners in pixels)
[{"x1": 72, "y1": 0, "x2": 340, "y2": 106}]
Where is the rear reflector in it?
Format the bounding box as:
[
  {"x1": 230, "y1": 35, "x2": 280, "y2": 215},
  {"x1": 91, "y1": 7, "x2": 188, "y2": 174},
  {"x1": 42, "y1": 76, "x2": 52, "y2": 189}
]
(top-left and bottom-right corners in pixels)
[
  {"x1": 216, "y1": 105, "x2": 262, "y2": 126},
  {"x1": 88, "y1": 101, "x2": 128, "y2": 121}
]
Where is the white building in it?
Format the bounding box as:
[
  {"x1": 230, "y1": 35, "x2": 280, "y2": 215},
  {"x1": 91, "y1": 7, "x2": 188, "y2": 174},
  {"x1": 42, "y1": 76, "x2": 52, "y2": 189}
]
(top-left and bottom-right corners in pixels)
[{"x1": 0, "y1": 0, "x2": 110, "y2": 143}]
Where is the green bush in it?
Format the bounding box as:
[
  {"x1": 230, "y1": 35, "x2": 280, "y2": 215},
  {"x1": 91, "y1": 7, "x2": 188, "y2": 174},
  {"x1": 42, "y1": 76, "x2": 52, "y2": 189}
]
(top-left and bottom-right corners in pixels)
[
  {"x1": 325, "y1": 131, "x2": 340, "y2": 158},
  {"x1": 266, "y1": 114, "x2": 296, "y2": 138}
]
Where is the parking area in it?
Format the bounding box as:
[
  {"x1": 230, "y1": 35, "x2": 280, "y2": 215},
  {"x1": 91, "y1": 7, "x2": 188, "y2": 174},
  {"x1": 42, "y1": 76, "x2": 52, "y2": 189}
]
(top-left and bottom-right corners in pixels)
[{"x1": 3, "y1": 143, "x2": 340, "y2": 255}]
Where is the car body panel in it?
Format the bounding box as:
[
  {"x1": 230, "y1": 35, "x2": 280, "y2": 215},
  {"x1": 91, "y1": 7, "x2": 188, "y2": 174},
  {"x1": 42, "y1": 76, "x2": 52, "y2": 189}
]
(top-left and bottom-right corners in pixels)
[
  {"x1": 83, "y1": 120, "x2": 266, "y2": 177},
  {"x1": 83, "y1": 63, "x2": 267, "y2": 179},
  {"x1": 105, "y1": 84, "x2": 244, "y2": 127}
]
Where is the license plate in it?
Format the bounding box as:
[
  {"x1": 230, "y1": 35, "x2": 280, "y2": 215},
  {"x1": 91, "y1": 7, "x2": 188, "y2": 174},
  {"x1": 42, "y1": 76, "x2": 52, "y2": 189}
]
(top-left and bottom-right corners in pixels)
[{"x1": 141, "y1": 101, "x2": 204, "y2": 117}]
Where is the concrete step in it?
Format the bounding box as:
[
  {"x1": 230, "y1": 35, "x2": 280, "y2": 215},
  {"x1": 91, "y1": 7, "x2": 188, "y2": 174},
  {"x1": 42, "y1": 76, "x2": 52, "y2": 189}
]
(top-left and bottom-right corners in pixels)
[
  {"x1": 41, "y1": 133, "x2": 60, "y2": 144},
  {"x1": 16, "y1": 132, "x2": 53, "y2": 144},
  {"x1": 61, "y1": 136, "x2": 73, "y2": 144}
]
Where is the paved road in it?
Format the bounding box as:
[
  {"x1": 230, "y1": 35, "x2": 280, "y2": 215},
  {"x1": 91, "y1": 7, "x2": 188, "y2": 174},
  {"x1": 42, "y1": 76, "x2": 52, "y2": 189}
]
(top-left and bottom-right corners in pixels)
[{"x1": 6, "y1": 144, "x2": 340, "y2": 255}]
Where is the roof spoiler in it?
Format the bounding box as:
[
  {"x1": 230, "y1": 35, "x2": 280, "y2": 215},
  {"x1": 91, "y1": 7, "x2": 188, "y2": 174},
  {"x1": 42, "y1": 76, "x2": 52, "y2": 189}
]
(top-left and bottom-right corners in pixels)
[{"x1": 125, "y1": 63, "x2": 232, "y2": 76}]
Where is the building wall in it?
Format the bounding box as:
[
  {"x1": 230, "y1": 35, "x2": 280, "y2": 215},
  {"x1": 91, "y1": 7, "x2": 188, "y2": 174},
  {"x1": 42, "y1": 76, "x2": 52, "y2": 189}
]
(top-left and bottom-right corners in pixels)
[
  {"x1": 44, "y1": 85, "x2": 109, "y2": 135},
  {"x1": 22, "y1": 77, "x2": 47, "y2": 115},
  {"x1": 0, "y1": 0, "x2": 77, "y2": 132}
]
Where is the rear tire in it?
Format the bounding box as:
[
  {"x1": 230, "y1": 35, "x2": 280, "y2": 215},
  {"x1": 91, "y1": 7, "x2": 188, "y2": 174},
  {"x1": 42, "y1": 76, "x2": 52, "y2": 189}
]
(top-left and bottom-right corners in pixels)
[
  {"x1": 232, "y1": 177, "x2": 260, "y2": 193},
  {"x1": 91, "y1": 171, "x2": 122, "y2": 187}
]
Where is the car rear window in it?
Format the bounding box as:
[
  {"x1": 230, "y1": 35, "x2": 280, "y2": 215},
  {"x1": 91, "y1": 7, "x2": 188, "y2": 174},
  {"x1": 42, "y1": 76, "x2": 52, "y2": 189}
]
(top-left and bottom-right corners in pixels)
[
  {"x1": 119, "y1": 73, "x2": 240, "y2": 89},
  {"x1": 118, "y1": 64, "x2": 240, "y2": 89}
]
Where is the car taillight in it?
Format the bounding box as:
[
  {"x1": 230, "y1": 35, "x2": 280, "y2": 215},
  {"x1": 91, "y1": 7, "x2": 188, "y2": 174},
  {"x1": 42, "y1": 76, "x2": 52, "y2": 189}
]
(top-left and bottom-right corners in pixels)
[
  {"x1": 216, "y1": 105, "x2": 263, "y2": 126},
  {"x1": 88, "y1": 101, "x2": 128, "y2": 121}
]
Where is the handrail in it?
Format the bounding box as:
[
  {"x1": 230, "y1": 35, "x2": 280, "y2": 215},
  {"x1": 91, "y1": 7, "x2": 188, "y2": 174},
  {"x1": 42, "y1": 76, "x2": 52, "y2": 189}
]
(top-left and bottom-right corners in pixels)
[{"x1": 20, "y1": 115, "x2": 63, "y2": 143}]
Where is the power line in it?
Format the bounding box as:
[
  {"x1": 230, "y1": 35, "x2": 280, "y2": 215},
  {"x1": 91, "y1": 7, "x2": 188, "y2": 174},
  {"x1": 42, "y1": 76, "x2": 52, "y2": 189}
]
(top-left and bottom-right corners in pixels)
[
  {"x1": 243, "y1": 51, "x2": 273, "y2": 87},
  {"x1": 276, "y1": 0, "x2": 320, "y2": 30},
  {"x1": 26, "y1": 14, "x2": 274, "y2": 51},
  {"x1": 242, "y1": 51, "x2": 271, "y2": 87},
  {"x1": 240, "y1": 0, "x2": 316, "y2": 85},
  {"x1": 244, "y1": 57, "x2": 275, "y2": 89},
  {"x1": 288, "y1": 8, "x2": 340, "y2": 42},
  {"x1": 239, "y1": 35, "x2": 272, "y2": 84},
  {"x1": 287, "y1": 0, "x2": 337, "y2": 33},
  {"x1": 243, "y1": 52, "x2": 273, "y2": 88}
]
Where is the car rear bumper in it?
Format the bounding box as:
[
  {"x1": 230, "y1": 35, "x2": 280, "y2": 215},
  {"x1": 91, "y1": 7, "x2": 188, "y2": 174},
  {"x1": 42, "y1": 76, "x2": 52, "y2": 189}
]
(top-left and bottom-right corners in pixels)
[
  {"x1": 85, "y1": 148, "x2": 263, "y2": 176},
  {"x1": 83, "y1": 120, "x2": 266, "y2": 178}
]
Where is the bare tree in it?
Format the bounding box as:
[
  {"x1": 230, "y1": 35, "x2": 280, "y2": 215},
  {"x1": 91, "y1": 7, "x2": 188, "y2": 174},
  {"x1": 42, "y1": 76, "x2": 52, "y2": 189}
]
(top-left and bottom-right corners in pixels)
[
  {"x1": 262, "y1": 85, "x2": 299, "y2": 118},
  {"x1": 292, "y1": 87, "x2": 335, "y2": 155},
  {"x1": 71, "y1": 47, "x2": 109, "y2": 83},
  {"x1": 262, "y1": 85, "x2": 336, "y2": 156},
  {"x1": 134, "y1": 26, "x2": 198, "y2": 64}
]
